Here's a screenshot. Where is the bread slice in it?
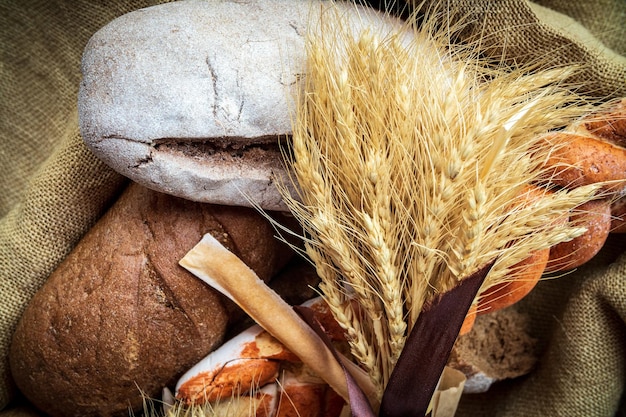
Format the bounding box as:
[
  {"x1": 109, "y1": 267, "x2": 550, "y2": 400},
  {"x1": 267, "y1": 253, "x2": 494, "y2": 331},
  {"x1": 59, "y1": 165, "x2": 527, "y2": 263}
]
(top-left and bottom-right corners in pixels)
[{"x1": 448, "y1": 306, "x2": 538, "y2": 394}]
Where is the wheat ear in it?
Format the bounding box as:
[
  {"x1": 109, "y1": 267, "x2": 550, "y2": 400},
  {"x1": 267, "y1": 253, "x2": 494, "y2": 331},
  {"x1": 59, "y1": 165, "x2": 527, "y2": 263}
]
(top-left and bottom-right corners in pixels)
[{"x1": 280, "y1": 1, "x2": 603, "y2": 399}]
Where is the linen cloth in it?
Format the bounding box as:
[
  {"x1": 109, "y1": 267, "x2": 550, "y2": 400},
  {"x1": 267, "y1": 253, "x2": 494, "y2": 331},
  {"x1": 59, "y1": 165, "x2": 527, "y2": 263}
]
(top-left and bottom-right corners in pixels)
[{"x1": 1, "y1": 0, "x2": 624, "y2": 415}]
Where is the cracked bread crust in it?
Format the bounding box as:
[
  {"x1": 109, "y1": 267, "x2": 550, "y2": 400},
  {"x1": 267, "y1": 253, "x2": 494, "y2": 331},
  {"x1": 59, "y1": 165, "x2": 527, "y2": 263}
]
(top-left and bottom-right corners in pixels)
[{"x1": 86, "y1": 135, "x2": 294, "y2": 211}]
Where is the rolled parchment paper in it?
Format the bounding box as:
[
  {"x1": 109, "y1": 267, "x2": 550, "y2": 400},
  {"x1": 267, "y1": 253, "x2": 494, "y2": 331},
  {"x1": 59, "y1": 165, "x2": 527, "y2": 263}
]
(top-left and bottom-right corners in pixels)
[{"x1": 179, "y1": 233, "x2": 378, "y2": 410}]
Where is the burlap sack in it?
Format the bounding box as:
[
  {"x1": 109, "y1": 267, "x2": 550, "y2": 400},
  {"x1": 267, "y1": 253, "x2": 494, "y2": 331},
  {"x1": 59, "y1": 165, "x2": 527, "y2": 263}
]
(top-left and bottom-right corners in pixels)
[
  {"x1": 0, "y1": 0, "x2": 172, "y2": 410},
  {"x1": 1, "y1": 0, "x2": 624, "y2": 415},
  {"x1": 456, "y1": 235, "x2": 626, "y2": 416}
]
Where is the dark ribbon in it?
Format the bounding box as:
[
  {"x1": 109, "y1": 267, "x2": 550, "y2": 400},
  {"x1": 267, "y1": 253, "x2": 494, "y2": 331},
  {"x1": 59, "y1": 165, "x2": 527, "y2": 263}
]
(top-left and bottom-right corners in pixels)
[
  {"x1": 296, "y1": 261, "x2": 493, "y2": 417},
  {"x1": 379, "y1": 262, "x2": 494, "y2": 417}
]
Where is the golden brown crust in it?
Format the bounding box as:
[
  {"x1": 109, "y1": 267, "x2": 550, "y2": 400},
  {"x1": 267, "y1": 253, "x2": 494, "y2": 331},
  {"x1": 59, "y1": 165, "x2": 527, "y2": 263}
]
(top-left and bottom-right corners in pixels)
[
  {"x1": 547, "y1": 198, "x2": 612, "y2": 272},
  {"x1": 9, "y1": 183, "x2": 294, "y2": 417},
  {"x1": 178, "y1": 360, "x2": 281, "y2": 404},
  {"x1": 610, "y1": 194, "x2": 626, "y2": 233},
  {"x1": 276, "y1": 383, "x2": 326, "y2": 417},
  {"x1": 478, "y1": 248, "x2": 550, "y2": 314},
  {"x1": 576, "y1": 98, "x2": 626, "y2": 149},
  {"x1": 541, "y1": 132, "x2": 626, "y2": 191}
]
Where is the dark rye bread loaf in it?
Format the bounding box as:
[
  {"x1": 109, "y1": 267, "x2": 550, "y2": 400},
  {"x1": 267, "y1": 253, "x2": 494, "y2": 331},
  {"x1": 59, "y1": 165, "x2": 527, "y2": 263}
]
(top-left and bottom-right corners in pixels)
[{"x1": 9, "y1": 183, "x2": 294, "y2": 417}]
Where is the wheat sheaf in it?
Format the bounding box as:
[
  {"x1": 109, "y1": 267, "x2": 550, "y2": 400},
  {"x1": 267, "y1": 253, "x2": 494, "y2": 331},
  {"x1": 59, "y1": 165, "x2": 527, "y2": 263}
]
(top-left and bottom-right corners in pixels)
[
  {"x1": 280, "y1": 0, "x2": 602, "y2": 404},
  {"x1": 162, "y1": 2, "x2": 609, "y2": 416}
]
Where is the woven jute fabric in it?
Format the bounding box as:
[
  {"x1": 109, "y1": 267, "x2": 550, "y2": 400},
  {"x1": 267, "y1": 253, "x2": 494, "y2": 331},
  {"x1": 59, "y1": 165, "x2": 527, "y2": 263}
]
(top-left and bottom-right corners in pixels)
[
  {"x1": 456, "y1": 235, "x2": 626, "y2": 416},
  {"x1": 1, "y1": 0, "x2": 624, "y2": 415},
  {"x1": 0, "y1": 0, "x2": 170, "y2": 411}
]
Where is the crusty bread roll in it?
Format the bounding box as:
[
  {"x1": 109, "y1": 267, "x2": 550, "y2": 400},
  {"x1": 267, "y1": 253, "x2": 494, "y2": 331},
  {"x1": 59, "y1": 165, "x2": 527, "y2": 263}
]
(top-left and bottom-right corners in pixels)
[
  {"x1": 9, "y1": 183, "x2": 294, "y2": 417},
  {"x1": 547, "y1": 198, "x2": 612, "y2": 271},
  {"x1": 573, "y1": 98, "x2": 626, "y2": 149},
  {"x1": 78, "y1": 0, "x2": 414, "y2": 211}
]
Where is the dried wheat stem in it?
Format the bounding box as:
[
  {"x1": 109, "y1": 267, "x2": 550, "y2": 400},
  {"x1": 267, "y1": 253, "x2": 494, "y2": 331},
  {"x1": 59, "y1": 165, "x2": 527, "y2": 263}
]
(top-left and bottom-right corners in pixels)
[{"x1": 279, "y1": 1, "x2": 604, "y2": 402}]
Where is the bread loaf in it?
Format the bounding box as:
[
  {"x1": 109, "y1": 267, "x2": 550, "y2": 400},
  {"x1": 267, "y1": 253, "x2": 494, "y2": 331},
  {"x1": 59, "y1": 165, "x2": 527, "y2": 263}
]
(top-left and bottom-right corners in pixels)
[
  {"x1": 547, "y1": 198, "x2": 612, "y2": 271},
  {"x1": 78, "y1": 0, "x2": 414, "y2": 210},
  {"x1": 541, "y1": 132, "x2": 626, "y2": 191},
  {"x1": 9, "y1": 183, "x2": 294, "y2": 417}
]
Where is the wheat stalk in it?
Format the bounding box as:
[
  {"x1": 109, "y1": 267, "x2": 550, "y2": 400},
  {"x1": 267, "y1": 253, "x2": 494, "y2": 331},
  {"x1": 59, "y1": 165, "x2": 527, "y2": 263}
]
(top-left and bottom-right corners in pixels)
[{"x1": 280, "y1": 1, "x2": 603, "y2": 398}]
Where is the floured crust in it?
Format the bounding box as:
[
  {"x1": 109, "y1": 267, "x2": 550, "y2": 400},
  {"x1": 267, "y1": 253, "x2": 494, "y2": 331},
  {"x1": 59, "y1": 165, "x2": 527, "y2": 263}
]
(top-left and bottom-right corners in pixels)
[{"x1": 78, "y1": 0, "x2": 413, "y2": 210}]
